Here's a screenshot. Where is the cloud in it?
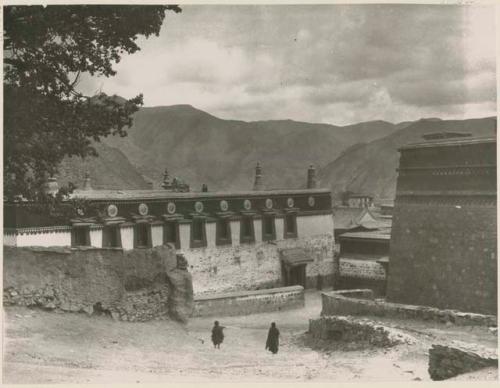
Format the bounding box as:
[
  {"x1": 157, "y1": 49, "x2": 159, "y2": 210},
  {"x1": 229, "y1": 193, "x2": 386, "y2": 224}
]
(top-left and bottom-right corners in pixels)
[{"x1": 76, "y1": 4, "x2": 496, "y2": 125}]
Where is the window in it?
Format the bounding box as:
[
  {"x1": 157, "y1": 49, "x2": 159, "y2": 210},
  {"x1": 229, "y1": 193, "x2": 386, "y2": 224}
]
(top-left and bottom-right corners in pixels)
[
  {"x1": 190, "y1": 218, "x2": 207, "y2": 248},
  {"x1": 134, "y1": 223, "x2": 152, "y2": 248},
  {"x1": 240, "y1": 216, "x2": 255, "y2": 244},
  {"x1": 262, "y1": 215, "x2": 276, "y2": 241},
  {"x1": 284, "y1": 214, "x2": 297, "y2": 238},
  {"x1": 216, "y1": 218, "x2": 232, "y2": 246},
  {"x1": 102, "y1": 225, "x2": 122, "y2": 248},
  {"x1": 163, "y1": 221, "x2": 180, "y2": 249},
  {"x1": 72, "y1": 226, "x2": 90, "y2": 247}
]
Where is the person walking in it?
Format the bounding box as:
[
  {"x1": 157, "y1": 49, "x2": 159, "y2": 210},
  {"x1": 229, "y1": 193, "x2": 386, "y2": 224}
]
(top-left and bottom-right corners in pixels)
[
  {"x1": 211, "y1": 320, "x2": 225, "y2": 349},
  {"x1": 265, "y1": 322, "x2": 280, "y2": 354}
]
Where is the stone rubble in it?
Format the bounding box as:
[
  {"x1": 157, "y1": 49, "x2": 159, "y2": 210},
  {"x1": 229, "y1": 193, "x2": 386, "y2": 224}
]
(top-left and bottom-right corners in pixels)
[
  {"x1": 428, "y1": 341, "x2": 498, "y2": 381},
  {"x1": 309, "y1": 315, "x2": 416, "y2": 350}
]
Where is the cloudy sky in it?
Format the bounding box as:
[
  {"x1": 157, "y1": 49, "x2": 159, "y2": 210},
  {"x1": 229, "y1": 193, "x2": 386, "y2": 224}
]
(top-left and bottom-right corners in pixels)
[{"x1": 78, "y1": 4, "x2": 497, "y2": 126}]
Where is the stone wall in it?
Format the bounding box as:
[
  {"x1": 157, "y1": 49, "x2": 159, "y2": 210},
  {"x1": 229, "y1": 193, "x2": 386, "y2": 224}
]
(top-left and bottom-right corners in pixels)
[
  {"x1": 193, "y1": 285, "x2": 304, "y2": 317},
  {"x1": 388, "y1": 201, "x2": 497, "y2": 315},
  {"x1": 336, "y1": 277, "x2": 386, "y2": 297},
  {"x1": 321, "y1": 290, "x2": 497, "y2": 327},
  {"x1": 428, "y1": 342, "x2": 498, "y2": 380},
  {"x1": 338, "y1": 258, "x2": 387, "y2": 296},
  {"x1": 308, "y1": 316, "x2": 414, "y2": 350},
  {"x1": 339, "y1": 258, "x2": 385, "y2": 280},
  {"x1": 181, "y1": 229, "x2": 334, "y2": 295},
  {"x1": 3, "y1": 245, "x2": 193, "y2": 322}
]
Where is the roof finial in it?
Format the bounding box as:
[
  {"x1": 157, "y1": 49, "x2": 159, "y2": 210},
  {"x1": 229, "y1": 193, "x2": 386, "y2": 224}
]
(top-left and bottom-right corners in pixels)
[
  {"x1": 307, "y1": 164, "x2": 317, "y2": 189},
  {"x1": 253, "y1": 162, "x2": 263, "y2": 191},
  {"x1": 162, "y1": 168, "x2": 173, "y2": 190},
  {"x1": 83, "y1": 171, "x2": 92, "y2": 191}
]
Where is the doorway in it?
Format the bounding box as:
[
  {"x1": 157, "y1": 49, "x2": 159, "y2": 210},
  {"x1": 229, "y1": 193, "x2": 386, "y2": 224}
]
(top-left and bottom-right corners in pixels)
[{"x1": 282, "y1": 263, "x2": 306, "y2": 288}]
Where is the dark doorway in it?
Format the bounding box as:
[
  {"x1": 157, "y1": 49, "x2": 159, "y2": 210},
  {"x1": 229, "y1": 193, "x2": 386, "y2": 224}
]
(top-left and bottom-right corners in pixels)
[{"x1": 282, "y1": 263, "x2": 306, "y2": 288}]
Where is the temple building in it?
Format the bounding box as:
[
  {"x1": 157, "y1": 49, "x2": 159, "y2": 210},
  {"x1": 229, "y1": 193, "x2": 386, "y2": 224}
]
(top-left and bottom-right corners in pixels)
[
  {"x1": 336, "y1": 230, "x2": 390, "y2": 296},
  {"x1": 333, "y1": 206, "x2": 390, "y2": 240},
  {"x1": 4, "y1": 164, "x2": 335, "y2": 295},
  {"x1": 387, "y1": 135, "x2": 497, "y2": 315}
]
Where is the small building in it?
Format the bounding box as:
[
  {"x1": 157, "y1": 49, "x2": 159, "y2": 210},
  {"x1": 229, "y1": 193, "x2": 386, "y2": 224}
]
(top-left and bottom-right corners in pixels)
[
  {"x1": 336, "y1": 230, "x2": 391, "y2": 296},
  {"x1": 333, "y1": 206, "x2": 391, "y2": 240},
  {"x1": 4, "y1": 164, "x2": 335, "y2": 296},
  {"x1": 344, "y1": 193, "x2": 374, "y2": 208},
  {"x1": 387, "y1": 135, "x2": 497, "y2": 315}
]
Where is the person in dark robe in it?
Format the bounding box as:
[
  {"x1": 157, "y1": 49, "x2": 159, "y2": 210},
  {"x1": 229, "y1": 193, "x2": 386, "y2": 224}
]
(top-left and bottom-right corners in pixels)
[
  {"x1": 265, "y1": 322, "x2": 280, "y2": 354},
  {"x1": 211, "y1": 320, "x2": 224, "y2": 349}
]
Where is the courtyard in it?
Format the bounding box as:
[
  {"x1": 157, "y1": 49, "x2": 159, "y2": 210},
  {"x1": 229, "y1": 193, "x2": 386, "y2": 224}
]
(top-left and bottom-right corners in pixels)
[{"x1": 3, "y1": 291, "x2": 497, "y2": 384}]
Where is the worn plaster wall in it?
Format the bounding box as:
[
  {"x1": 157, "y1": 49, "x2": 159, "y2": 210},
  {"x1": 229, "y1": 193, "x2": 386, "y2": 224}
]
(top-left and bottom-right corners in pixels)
[
  {"x1": 193, "y1": 285, "x2": 304, "y2": 317},
  {"x1": 298, "y1": 214, "x2": 334, "y2": 238},
  {"x1": 3, "y1": 245, "x2": 193, "y2": 322},
  {"x1": 181, "y1": 233, "x2": 334, "y2": 295}
]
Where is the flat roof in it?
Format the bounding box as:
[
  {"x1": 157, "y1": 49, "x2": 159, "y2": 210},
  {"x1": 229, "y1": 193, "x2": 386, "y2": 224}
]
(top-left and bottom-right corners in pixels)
[
  {"x1": 399, "y1": 136, "x2": 496, "y2": 151},
  {"x1": 339, "y1": 231, "x2": 392, "y2": 240},
  {"x1": 70, "y1": 188, "x2": 331, "y2": 201},
  {"x1": 340, "y1": 255, "x2": 389, "y2": 262}
]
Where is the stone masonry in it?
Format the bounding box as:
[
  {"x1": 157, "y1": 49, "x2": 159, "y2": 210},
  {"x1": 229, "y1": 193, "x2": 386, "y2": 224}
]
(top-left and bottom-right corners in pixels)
[
  {"x1": 320, "y1": 290, "x2": 497, "y2": 327},
  {"x1": 428, "y1": 342, "x2": 498, "y2": 380},
  {"x1": 387, "y1": 137, "x2": 497, "y2": 315},
  {"x1": 3, "y1": 245, "x2": 194, "y2": 322},
  {"x1": 308, "y1": 316, "x2": 415, "y2": 350}
]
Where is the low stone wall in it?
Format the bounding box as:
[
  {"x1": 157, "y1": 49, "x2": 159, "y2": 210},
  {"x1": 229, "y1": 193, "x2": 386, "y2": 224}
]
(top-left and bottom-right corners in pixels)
[
  {"x1": 193, "y1": 285, "x2": 304, "y2": 317},
  {"x1": 308, "y1": 316, "x2": 414, "y2": 350},
  {"x1": 321, "y1": 290, "x2": 497, "y2": 327},
  {"x1": 337, "y1": 277, "x2": 387, "y2": 297},
  {"x1": 3, "y1": 245, "x2": 193, "y2": 322},
  {"x1": 428, "y1": 342, "x2": 498, "y2": 380},
  {"x1": 330, "y1": 288, "x2": 375, "y2": 300}
]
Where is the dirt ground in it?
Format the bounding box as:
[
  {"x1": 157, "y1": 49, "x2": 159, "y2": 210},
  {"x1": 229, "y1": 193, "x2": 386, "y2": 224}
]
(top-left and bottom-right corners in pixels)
[{"x1": 2, "y1": 290, "x2": 497, "y2": 384}]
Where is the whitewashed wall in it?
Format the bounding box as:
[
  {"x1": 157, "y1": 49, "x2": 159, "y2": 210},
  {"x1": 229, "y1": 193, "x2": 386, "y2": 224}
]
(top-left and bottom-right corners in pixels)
[
  {"x1": 297, "y1": 214, "x2": 334, "y2": 238},
  {"x1": 151, "y1": 224, "x2": 163, "y2": 247},
  {"x1": 275, "y1": 217, "x2": 285, "y2": 240},
  {"x1": 179, "y1": 223, "x2": 191, "y2": 250},
  {"x1": 120, "y1": 225, "x2": 134, "y2": 250},
  {"x1": 230, "y1": 220, "x2": 241, "y2": 247},
  {"x1": 206, "y1": 221, "x2": 216, "y2": 249},
  {"x1": 90, "y1": 228, "x2": 103, "y2": 248},
  {"x1": 4, "y1": 233, "x2": 17, "y2": 246},
  {"x1": 14, "y1": 229, "x2": 72, "y2": 247},
  {"x1": 254, "y1": 218, "x2": 262, "y2": 244}
]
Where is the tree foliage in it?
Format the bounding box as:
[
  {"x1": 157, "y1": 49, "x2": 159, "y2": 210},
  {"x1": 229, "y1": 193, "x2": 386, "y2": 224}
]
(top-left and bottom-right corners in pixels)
[{"x1": 4, "y1": 5, "x2": 181, "y2": 201}]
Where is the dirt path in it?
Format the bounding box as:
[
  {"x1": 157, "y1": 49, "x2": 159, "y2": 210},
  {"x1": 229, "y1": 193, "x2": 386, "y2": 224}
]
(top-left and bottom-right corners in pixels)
[{"x1": 2, "y1": 291, "x2": 496, "y2": 384}]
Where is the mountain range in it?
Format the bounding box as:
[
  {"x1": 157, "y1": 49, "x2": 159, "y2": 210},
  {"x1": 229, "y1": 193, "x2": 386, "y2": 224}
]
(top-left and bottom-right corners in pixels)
[{"x1": 58, "y1": 103, "x2": 496, "y2": 202}]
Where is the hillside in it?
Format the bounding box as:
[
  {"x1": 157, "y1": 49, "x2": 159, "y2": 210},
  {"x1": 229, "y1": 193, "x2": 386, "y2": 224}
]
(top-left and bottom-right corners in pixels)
[
  {"x1": 58, "y1": 142, "x2": 150, "y2": 190},
  {"x1": 318, "y1": 117, "x2": 497, "y2": 201},
  {"x1": 98, "y1": 104, "x2": 402, "y2": 191}
]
